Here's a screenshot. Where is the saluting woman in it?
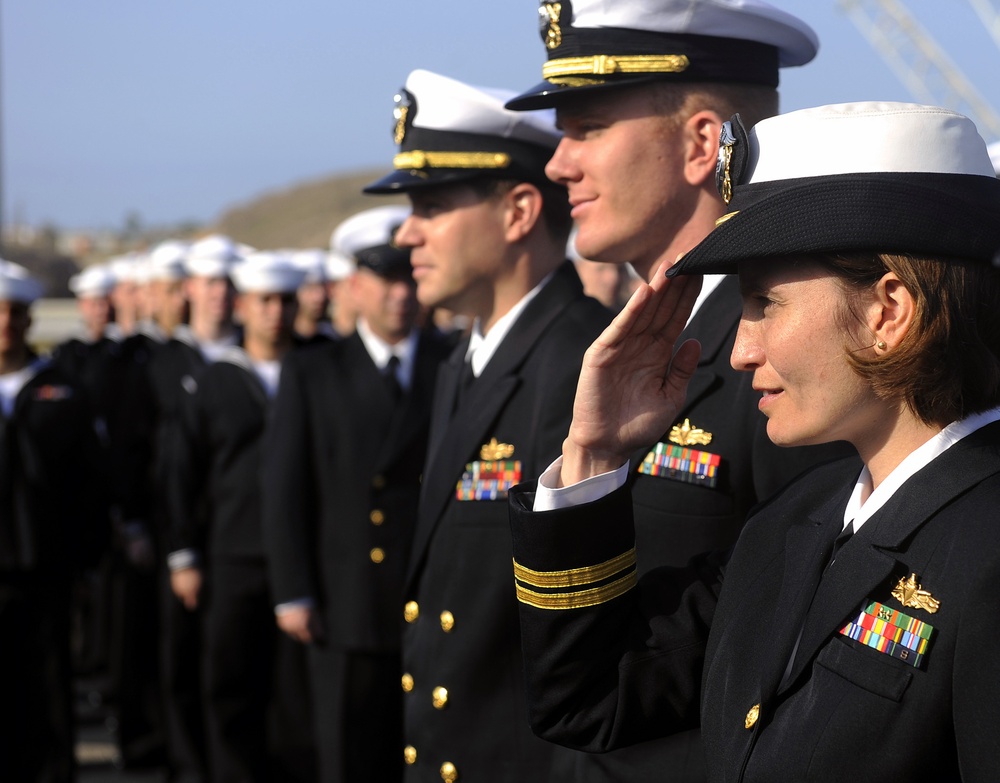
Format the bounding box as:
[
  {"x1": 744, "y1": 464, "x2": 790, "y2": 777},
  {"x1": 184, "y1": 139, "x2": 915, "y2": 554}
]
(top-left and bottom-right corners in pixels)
[{"x1": 508, "y1": 102, "x2": 1000, "y2": 782}]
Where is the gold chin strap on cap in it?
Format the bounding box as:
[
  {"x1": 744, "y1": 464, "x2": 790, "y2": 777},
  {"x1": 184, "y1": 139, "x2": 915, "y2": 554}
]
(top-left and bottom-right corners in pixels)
[
  {"x1": 543, "y1": 53, "x2": 690, "y2": 83},
  {"x1": 393, "y1": 151, "x2": 512, "y2": 170}
]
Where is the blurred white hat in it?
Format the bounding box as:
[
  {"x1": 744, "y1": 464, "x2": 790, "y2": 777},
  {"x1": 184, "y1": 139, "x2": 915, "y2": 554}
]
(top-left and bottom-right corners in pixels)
[
  {"x1": 230, "y1": 251, "x2": 306, "y2": 294},
  {"x1": 69, "y1": 263, "x2": 117, "y2": 298},
  {"x1": 0, "y1": 259, "x2": 43, "y2": 303}
]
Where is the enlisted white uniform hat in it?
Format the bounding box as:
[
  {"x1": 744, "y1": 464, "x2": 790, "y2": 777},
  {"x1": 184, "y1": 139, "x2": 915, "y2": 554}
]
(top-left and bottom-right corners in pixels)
[
  {"x1": 364, "y1": 69, "x2": 561, "y2": 193},
  {"x1": 229, "y1": 251, "x2": 306, "y2": 294},
  {"x1": 671, "y1": 102, "x2": 1000, "y2": 275},
  {"x1": 69, "y1": 263, "x2": 117, "y2": 298},
  {"x1": 324, "y1": 250, "x2": 354, "y2": 282},
  {"x1": 988, "y1": 140, "x2": 1000, "y2": 177},
  {"x1": 289, "y1": 249, "x2": 328, "y2": 285},
  {"x1": 507, "y1": 0, "x2": 818, "y2": 110},
  {"x1": 330, "y1": 205, "x2": 412, "y2": 277},
  {"x1": 184, "y1": 234, "x2": 243, "y2": 278},
  {"x1": 108, "y1": 253, "x2": 142, "y2": 285},
  {"x1": 0, "y1": 259, "x2": 43, "y2": 303},
  {"x1": 146, "y1": 240, "x2": 190, "y2": 282}
]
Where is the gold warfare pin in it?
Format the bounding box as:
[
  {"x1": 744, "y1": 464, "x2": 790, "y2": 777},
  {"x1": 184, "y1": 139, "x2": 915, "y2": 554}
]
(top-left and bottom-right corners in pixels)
[{"x1": 891, "y1": 572, "x2": 940, "y2": 614}]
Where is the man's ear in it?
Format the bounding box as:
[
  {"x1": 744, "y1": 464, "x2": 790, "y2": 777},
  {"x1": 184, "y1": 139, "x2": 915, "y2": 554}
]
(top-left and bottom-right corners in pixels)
[
  {"x1": 683, "y1": 110, "x2": 724, "y2": 188},
  {"x1": 503, "y1": 182, "x2": 544, "y2": 243}
]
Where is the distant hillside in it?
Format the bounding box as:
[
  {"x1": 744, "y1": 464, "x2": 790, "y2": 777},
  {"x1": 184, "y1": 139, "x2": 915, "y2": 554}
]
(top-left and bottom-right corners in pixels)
[{"x1": 212, "y1": 168, "x2": 407, "y2": 250}]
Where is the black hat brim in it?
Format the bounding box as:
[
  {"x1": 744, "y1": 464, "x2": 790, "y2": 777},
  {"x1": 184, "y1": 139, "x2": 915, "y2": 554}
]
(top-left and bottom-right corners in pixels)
[
  {"x1": 363, "y1": 168, "x2": 492, "y2": 195},
  {"x1": 505, "y1": 76, "x2": 666, "y2": 111},
  {"x1": 670, "y1": 173, "x2": 1000, "y2": 276}
]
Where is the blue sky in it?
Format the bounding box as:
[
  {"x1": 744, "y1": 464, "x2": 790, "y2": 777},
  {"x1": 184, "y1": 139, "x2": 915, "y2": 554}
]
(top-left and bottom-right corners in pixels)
[{"x1": 6, "y1": 1, "x2": 999, "y2": 231}]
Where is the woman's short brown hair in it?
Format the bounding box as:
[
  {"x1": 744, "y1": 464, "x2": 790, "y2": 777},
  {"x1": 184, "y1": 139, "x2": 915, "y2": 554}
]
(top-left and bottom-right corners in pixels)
[{"x1": 819, "y1": 252, "x2": 1000, "y2": 426}]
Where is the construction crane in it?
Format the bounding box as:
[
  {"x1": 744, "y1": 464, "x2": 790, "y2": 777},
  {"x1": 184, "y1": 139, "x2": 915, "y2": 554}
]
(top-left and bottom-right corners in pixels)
[
  {"x1": 838, "y1": 0, "x2": 1000, "y2": 139},
  {"x1": 968, "y1": 0, "x2": 1000, "y2": 52}
]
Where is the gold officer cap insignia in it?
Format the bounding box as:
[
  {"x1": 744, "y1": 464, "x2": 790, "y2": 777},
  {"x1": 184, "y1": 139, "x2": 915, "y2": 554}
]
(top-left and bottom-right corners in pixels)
[
  {"x1": 480, "y1": 438, "x2": 515, "y2": 461},
  {"x1": 669, "y1": 418, "x2": 713, "y2": 447},
  {"x1": 891, "y1": 572, "x2": 940, "y2": 614},
  {"x1": 539, "y1": 2, "x2": 563, "y2": 50}
]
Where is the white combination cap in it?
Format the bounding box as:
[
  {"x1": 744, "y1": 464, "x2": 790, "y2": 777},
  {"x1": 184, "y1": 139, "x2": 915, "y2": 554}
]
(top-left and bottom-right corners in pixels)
[
  {"x1": 508, "y1": 0, "x2": 818, "y2": 110},
  {"x1": 0, "y1": 259, "x2": 43, "y2": 303},
  {"x1": 69, "y1": 263, "x2": 117, "y2": 298},
  {"x1": 365, "y1": 69, "x2": 561, "y2": 193},
  {"x1": 229, "y1": 251, "x2": 306, "y2": 294},
  {"x1": 330, "y1": 205, "x2": 412, "y2": 277}
]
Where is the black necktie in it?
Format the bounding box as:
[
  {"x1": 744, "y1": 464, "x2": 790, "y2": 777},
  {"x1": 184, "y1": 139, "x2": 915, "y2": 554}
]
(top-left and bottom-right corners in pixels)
[{"x1": 383, "y1": 355, "x2": 402, "y2": 401}]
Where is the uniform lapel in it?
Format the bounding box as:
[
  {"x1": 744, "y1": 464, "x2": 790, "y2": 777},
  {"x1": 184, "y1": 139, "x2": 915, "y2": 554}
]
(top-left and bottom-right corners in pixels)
[
  {"x1": 408, "y1": 262, "x2": 585, "y2": 587},
  {"x1": 783, "y1": 421, "x2": 1000, "y2": 688}
]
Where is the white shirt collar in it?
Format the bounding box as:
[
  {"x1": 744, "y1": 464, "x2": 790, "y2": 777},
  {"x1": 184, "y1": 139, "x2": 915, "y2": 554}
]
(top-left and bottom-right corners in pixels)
[
  {"x1": 465, "y1": 272, "x2": 554, "y2": 377},
  {"x1": 688, "y1": 274, "x2": 727, "y2": 325},
  {"x1": 0, "y1": 358, "x2": 49, "y2": 419},
  {"x1": 844, "y1": 405, "x2": 1000, "y2": 532},
  {"x1": 356, "y1": 318, "x2": 419, "y2": 391}
]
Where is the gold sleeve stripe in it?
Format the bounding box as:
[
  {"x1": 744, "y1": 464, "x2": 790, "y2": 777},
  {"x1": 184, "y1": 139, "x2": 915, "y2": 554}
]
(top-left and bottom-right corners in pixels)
[
  {"x1": 516, "y1": 571, "x2": 637, "y2": 610},
  {"x1": 512, "y1": 548, "x2": 636, "y2": 589},
  {"x1": 543, "y1": 54, "x2": 690, "y2": 80},
  {"x1": 394, "y1": 151, "x2": 512, "y2": 171}
]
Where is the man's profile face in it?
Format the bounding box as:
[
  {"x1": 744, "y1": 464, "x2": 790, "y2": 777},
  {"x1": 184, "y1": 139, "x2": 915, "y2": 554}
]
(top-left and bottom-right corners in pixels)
[
  {"x1": 546, "y1": 86, "x2": 692, "y2": 275},
  {"x1": 394, "y1": 183, "x2": 509, "y2": 316}
]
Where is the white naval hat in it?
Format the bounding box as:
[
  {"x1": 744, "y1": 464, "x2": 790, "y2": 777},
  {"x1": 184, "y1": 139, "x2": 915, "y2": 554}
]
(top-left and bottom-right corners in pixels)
[
  {"x1": 364, "y1": 69, "x2": 561, "y2": 193},
  {"x1": 229, "y1": 251, "x2": 305, "y2": 294},
  {"x1": 289, "y1": 249, "x2": 328, "y2": 285},
  {"x1": 0, "y1": 259, "x2": 43, "y2": 303},
  {"x1": 146, "y1": 240, "x2": 190, "y2": 282},
  {"x1": 671, "y1": 102, "x2": 1000, "y2": 275},
  {"x1": 507, "y1": 0, "x2": 818, "y2": 110},
  {"x1": 69, "y1": 263, "x2": 117, "y2": 298},
  {"x1": 108, "y1": 253, "x2": 142, "y2": 284},
  {"x1": 324, "y1": 250, "x2": 354, "y2": 282},
  {"x1": 330, "y1": 206, "x2": 412, "y2": 276},
  {"x1": 988, "y1": 140, "x2": 1000, "y2": 177},
  {"x1": 184, "y1": 234, "x2": 242, "y2": 278}
]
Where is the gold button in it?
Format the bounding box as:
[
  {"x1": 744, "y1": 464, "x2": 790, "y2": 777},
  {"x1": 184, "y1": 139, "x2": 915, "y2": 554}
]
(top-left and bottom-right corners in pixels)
[
  {"x1": 403, "y1": 745, "x2": 417, "y2": 765},
  {"x1": 440, "y1": 761, "x2": 458, "y2": 782},
  {"x1": 401, "y1": 673, "x2": 414, "y2": 693},
  {"x1": 404, "y1": 601, "x2": 420, "y2": 623},
  {"x1": 370, "y1": 509, "x2": 385, "y2": 525},
  {"x1": 370, "y1": 547, "x2": 385, "y2": 564},
  {"x1": 372, "y1": 474, "x2": 386, "y2": 490},
  {"x1": 745, "y1": 703, "x2": 760, "y2": 729},
  {"x1": 440, "y1": 611, "x2": 455, "y2": 632},
  {"x1": 432, "y1": 686, "x2": 448, "y2": 709}
]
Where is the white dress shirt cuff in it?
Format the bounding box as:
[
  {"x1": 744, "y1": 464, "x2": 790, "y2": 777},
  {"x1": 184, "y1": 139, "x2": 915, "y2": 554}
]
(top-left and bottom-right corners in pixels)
[
  {"x1": 274, "y1": 597, "x2": 317, "y2": 616},
  {"x1": 532, "y1": 456, "x2": 631, "y2": 511}
]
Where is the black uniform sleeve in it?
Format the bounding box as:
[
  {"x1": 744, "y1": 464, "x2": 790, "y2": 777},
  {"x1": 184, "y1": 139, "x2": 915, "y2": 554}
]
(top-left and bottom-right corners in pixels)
[
  {"x1": 509, "y1": 480, "x2": 724, "y2": 752},
  {"x1": 165, "y1": 377, "x2": 210, "y2": 556}
]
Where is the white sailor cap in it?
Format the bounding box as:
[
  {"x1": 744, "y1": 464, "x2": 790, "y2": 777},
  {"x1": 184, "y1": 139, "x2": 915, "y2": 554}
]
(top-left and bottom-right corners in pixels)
[
  {"x1": 671, "y1": 102, "x2": 1000, "y2": 275},
  {"x1": 69, "y1": 263, "x2": 117, "y2": 298},
  {"x1": 146, "y1": 241, "x2": 190, "y2": 282},
  {"x1": 330, "y1": 206, "x2": 412, "y2": 277},
  {"x1": 184, "y1": 234, "x2": 242, "y2": 278},
  {"x1": 229, "y1": 251, "x2": 306, "y2": 294},
  {"x1": 108, "y1": 253, "x2": 142, "y2": 285},
  {"x1": 289, "y1": 249, "x2": 328, "y2": 284},
  {"x1": 324, "y1": 250, "x2": 354, "y2": 282},
  {"x1": 508, "y1": 0, "x2": 818, "y2": 110},
  {"x1": 364, "y1": 69, "x2": 561, "y2": 193},
  {"x1": 988, "y1": 140, "x2": 1000, "y2": 177},
  {"x1": 0, "y1": 259, "x2": 43, "y2": 303}
]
